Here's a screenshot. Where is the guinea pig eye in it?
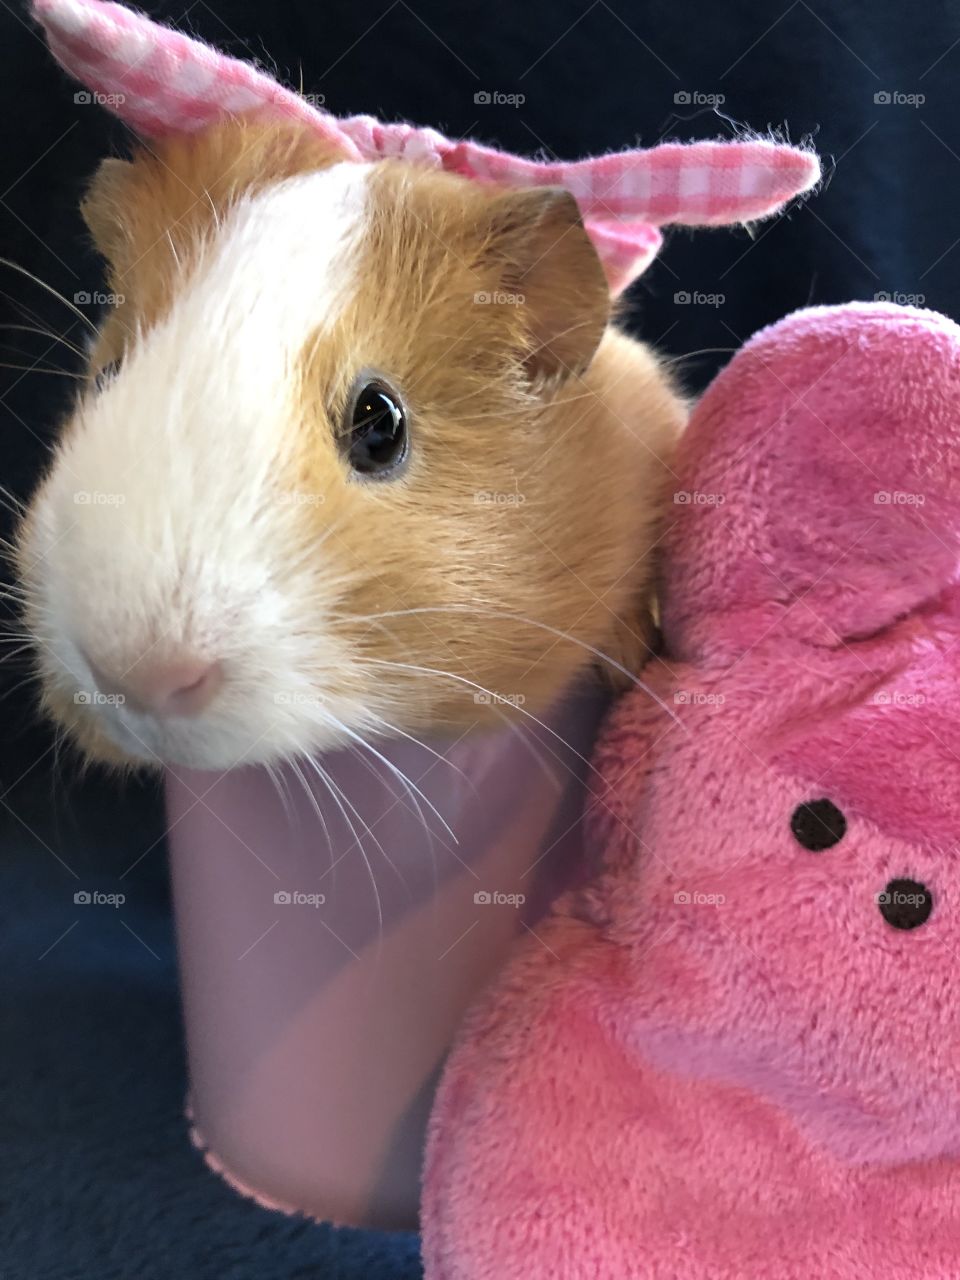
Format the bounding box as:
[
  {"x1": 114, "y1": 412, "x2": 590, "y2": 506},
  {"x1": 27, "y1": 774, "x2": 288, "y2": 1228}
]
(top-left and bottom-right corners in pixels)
[
  {"x1": 790, "y1": 798, "x2": 846, "y2": 851},
  {"x1": 344, "y1": 379, "x2": 407, "y2": 477}
]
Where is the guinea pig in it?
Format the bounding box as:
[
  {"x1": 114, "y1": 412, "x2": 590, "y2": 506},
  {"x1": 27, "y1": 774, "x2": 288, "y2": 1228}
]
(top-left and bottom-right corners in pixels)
[{"x1": 15, "y1": 120, "x2": 685, "y2": 772}]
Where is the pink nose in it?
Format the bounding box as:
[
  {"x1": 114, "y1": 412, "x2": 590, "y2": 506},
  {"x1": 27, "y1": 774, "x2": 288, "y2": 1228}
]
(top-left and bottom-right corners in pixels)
[{"x1": 86, "y1": 652, "x2": 223, "y2": 717}]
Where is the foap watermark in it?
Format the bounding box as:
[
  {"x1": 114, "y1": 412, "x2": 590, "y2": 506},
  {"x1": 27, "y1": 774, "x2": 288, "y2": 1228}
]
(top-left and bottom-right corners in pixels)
[
  {"x1": 474, "y1": 487, "x2": 526, "y2": 507},
  {"x1": 674, "y1": 489, "x2": 725, "y2": 506},
  {"x1": 674, "y1": 690, "x2": 725, "y2": 707},
  {"x1": 303, "y1": 93, "x2": 326, "y2": 107},
  {"x1": 875, "y1": 290, "x2": 926, "y2": 306},
  {"x1": 74, "y1": 889, "x2": 125, "y2": 908},
  {"x1": 74, "y1": 90, "x2": 126, "y2": 107},
  {"x1": 74, "y1": 490, "x2": 126, "y2": 506},
  {"x1": 74, "y1": 290, "x2": 125, "y2": 306},
  {"x1": 474, "y1": 289, "x2": 525, "y2": 306},
  {"x1": 274, "y1": 889, "x2": 326, "y2": 908},
  {"x1": 875, "y1": 886, "x2": 926, "y2": 909},
  {"x1": 674, "y1": 290, "x2": 725, "y2": 308},
  {"x1": 674, "y1": 90, "x2": 725, "y2": 107},
  {"x1": 474, "y1": 90, "x2": 525, "y2": 107},
  {"x1": 74, "y1": 689, "x2": 125, "y2": 707},
  {"x1": 871, "y1": 689, "x2": 926, "y2": 708},
  {"x1": 674, "y1": 890, "x2": 726, "y2": 907},
  {"x1": 274, "y1": 691, "x2": 327, "y2": 707},
  {"x1": 473, "y1": 691, "x2": 526, "y2": 708},
  {"x1": 875, "y1": 490, "x2": 925, "y2": 506},
  {"x1": 474, "y1": 889, "x2": 525, "y2": 907},
  {"x1": 874, "y1": 90, "x2": 925, "y2": 108},
  {"x1": 278, "y1": 490, "x2": 326, "y2": 507}
]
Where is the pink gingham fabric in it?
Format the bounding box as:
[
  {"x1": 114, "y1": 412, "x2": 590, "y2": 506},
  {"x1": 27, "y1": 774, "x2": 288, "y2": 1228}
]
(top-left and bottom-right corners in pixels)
[{"x1": 32, "y1": 0, "x2": 820, "y2": 294}]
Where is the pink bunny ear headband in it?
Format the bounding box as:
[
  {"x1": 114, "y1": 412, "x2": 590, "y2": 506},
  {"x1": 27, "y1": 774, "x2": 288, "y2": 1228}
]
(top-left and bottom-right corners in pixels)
[{"x1": 32, "y1": 0, "x2": 821, "y2": 294}]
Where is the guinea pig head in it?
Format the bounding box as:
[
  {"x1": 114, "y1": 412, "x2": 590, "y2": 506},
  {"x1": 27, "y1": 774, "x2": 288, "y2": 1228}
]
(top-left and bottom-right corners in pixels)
[
  {"x1": 17, "y1": 120, "x2": 684, "y2": 770},
  {"x1": 591, "y1": 303, "x2": 960, "y2": 1164}
]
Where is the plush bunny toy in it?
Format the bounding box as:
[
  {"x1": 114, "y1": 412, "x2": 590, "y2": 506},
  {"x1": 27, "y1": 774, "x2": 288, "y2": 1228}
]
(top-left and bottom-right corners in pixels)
[{"x1": 423, "y1": 301, "x2": 960, "y2": 1279}]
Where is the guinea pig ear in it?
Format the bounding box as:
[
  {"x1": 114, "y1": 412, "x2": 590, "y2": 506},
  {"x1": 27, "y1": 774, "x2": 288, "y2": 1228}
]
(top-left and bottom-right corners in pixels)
[
  {"x1": 485, "y1": 186, "x2": 610, "y2": 381},
  {"x1": 80, "y1": 157, "x2": 134, "y2": 265},
  {"x1": 661, "y1": 302, "x2": 960, "y2": 664}
]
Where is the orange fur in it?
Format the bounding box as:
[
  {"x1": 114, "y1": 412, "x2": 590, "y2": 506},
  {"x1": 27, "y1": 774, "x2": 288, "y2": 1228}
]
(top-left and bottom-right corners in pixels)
[{"x1": 21, "y1": 120, "x2": 686, "y2": 767}]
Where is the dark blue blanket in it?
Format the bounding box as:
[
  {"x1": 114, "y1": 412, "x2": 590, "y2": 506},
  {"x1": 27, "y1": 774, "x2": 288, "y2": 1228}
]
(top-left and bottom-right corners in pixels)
[
  {"x1": 0, "y1": 775, "x2": 422, "y2": 1279},
  {"x1": 2, "y1": 0, "x2": 958, "y2": 1275}
]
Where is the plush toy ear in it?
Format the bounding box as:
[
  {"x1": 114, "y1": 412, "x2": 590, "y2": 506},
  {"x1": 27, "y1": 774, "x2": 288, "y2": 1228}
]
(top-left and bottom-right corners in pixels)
[
  {"x1": 32, "y1": 0, "x2": 820, "y2": 300},
  {"x1": 662, "y1": 302, "x2": 960, "y2": 663},
  {"x1": 485, "y1": 186, "x2": 610, "y2": 380}
]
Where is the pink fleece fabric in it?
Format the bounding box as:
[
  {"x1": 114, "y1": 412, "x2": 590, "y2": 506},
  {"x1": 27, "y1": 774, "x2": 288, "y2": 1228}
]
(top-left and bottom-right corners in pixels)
[{"x1": 422, "y1": 302, "x2": 960, "y2": 1279}]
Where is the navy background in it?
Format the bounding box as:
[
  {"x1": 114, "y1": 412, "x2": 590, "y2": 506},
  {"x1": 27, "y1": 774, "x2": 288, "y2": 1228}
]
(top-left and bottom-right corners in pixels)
[{"x1": 0, "y1": 1, "x2": 955, "y2": 1275}]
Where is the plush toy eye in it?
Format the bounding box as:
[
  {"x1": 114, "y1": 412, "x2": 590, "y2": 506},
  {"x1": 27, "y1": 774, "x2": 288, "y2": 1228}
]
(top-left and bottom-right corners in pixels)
[
  {"x1": 790, "y1": 798, "x2": 846, "y2": 851},
  {"x1": 877, "y1": 878, "x2": 933, "y2": 930},
  {"x1": 345, "y1": 379, "x2": 408, "y2": 476}
]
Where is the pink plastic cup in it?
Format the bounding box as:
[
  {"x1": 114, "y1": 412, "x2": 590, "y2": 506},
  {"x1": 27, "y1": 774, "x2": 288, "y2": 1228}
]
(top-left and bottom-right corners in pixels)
[{"x1": 165, "y1": 684, "x2": 605, "y2": 1228}]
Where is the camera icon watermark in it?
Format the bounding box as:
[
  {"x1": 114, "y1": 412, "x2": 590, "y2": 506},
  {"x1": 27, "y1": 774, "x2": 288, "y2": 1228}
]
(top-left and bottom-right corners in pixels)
[
  {"x1": 473, "y1": 889, "x2": 525, "y2": 907},
  {"x1": 874, "y1": 290, "x2": 925, "y2": 306},
  {"x1": 673, "y1": 90, "x2": 725, "y2": 107},
  {"x1": 674, "y1": 290, "x2": 725, "y2": 308},
  {"x1": 74, "y1": 689, "x2": 125, "y2": 707},
  {"x1": 74, "y1": 90, "x2": 126, "y2": 107},
  {"x1": 472, "y1": 691, "x2": 526, "y2": 707},
  {"x1": 74, "y1": 889, "x2": 125, "y2": 907},
  {"x1": 674, "y1": 489, "x2": 726, "y2": 506},
  {"x1": 73, "y1": 290, "x2": 125, "y2": 306},
  {"x1": 274, "y1": 889, "x2": 326, "y2": 907},
  {"x1": 474, "y1": 487, "x2": 526, "y2": 507},
  {"x1": 473, "y1": 289, "x2": 525, "y2": 305},
  {"x1": 874, "y1": 90, "x2": 925, "y2": 107},
  {"x1": 474, "y1": 90, "x2": 525, "y2": 107},
  {"x1": 874, "y1": 490, "x2": 925, "y2": 506},
  {"x1": 673, "y1": 689, "x2": 725, "y2": 707},
  {"x1": 73, "y1": 490, "x2": 127, "y2": 506},
  {"x1": 273, "y1": 690, "x2": 327, "y2": 706}
]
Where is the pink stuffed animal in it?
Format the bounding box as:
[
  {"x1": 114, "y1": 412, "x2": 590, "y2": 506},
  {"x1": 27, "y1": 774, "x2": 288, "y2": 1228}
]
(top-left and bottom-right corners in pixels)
[{"x1": 423, "y1": 301, "x2": 960, "y2": 1279}]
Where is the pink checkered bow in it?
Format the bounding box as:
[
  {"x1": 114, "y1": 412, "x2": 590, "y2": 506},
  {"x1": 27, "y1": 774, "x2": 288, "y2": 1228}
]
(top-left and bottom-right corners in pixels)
[{"x1": 32, "y1": 0, "x2": 821, "y2": 294}]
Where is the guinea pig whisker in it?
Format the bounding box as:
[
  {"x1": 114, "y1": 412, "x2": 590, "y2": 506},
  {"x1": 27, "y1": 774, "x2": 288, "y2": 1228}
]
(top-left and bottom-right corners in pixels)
[
  {"x1": 361, "y1": 657, "x2": 605, "y2": 778},
  {"x1": 662, "y1": 346, "x2": 739, "y2": 368},
  {"x1": 309, "y1": 727, "x2": 422, "y2": 875},
  {"x1": 0, "y1": 324, "x2": 86, "y2": 359},
  {"x1": 263, "y1": 760, "x2": 296, "y2": 827},
  {"x1": 321, "y1": 707, "x2": 458, "y2": 847},
  {"x1": 490, "y1": 706, "x2": 564, "y2": 794},
  {"x1": 0, "y1": 670, "x2": 40, "y2": 702},
  {"x1": 342, "y1": 742, "x2": 424, "y2": 896},
  {"x1": 360, "y1": 709, "x2": 480, "y2": 796},
  {"x1": 0, "y1": 359, "x2": 84, "y2": 379},
  {"x1": 347, "y1": 606, "x2": 685, "y2": 730},
  {"x1": 286, "y1": 756, "x2": 335, "y2": 872},
  {"x1": 302, "y1": 753, "x2": 385, "y2": 935},
  {"x1": 0, "y1": 642, "x2": 36, "y2": 663},
  {"x1": 0, "y1": 257, "x2": 98, "y2": 334}
]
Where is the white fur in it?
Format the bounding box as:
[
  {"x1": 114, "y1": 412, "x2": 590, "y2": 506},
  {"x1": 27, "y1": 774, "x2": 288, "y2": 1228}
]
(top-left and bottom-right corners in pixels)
[{"x1": 23, "y1": 161, "x2": 381, "y2": 770}]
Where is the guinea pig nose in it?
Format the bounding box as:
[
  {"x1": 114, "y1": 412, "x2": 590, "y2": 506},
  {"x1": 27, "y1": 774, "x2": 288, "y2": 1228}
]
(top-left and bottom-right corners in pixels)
[{"x1": 86, "y1": 652, "x2": 222, "y2": 718}]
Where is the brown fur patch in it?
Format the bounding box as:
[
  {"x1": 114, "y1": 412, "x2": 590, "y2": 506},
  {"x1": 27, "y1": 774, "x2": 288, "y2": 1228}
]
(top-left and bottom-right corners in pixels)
[
  {"x1": 284, "y1": 158, "x2": 682, "y2": 732},
  {"x1": 82, "y1": 121, "x2": 349, "y2": 366},
  {"x1": 34, "y1": 118, "x2": 685, "y2": 763}
]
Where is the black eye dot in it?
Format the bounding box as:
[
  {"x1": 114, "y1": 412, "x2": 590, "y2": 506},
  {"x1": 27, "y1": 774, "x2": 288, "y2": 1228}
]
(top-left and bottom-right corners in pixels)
[
  {"x1": 790, "y1": 798, "x2": 846, "y2": 851},
  {"x1": 877, "y1": 878, "x2": 933, "y2": 930},
  {"x1": 345, "y1": 380, "x2": 407, "y2": 476}
]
